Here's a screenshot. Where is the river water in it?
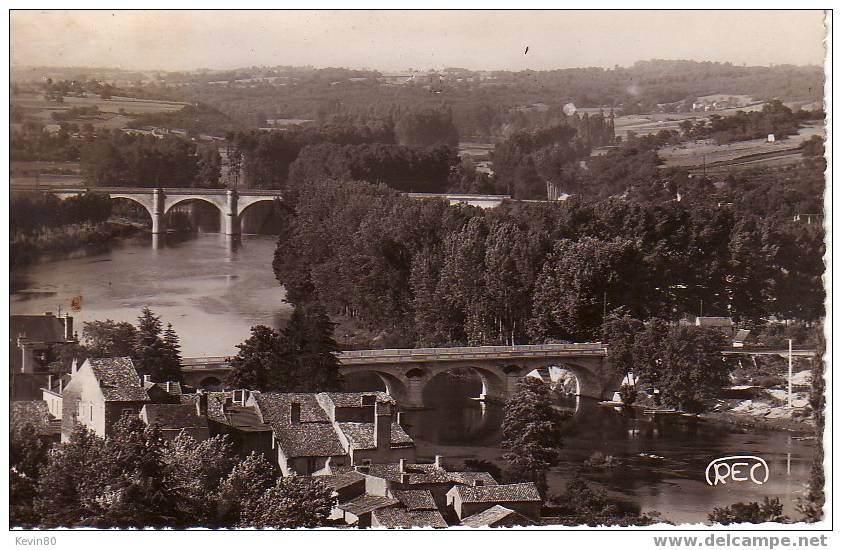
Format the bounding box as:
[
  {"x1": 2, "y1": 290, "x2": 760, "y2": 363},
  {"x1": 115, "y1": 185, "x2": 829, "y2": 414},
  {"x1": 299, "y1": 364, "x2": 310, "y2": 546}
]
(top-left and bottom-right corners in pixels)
[{"x1": 10, "y1": 231, "x2": 815, "y2": 524}]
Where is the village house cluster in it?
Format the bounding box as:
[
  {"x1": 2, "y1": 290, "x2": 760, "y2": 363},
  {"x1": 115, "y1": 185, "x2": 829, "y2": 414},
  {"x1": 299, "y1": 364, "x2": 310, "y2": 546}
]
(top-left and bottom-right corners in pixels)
[{"x1": 12, "y1": 343, "x2": 542, "y2": 528}]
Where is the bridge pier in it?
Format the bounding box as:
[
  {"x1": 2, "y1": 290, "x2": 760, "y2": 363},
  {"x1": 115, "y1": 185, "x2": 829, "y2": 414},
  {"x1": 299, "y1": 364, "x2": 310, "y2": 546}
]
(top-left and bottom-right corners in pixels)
[
  {"x1": 151, "y1": 189, "x2": 166, "y2": 234},
  {"x1": 223, "y1": 190, "x2": 240, "y2": 236}
]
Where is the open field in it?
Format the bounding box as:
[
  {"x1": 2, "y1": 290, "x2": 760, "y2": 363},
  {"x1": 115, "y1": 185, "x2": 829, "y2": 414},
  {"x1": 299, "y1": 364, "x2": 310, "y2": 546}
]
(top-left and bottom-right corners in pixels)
[
  {"x1": 658, "y1": 123, "x2": 824, "y2": 174},
  {"x1": 12, "y1": 92, "x2": 188, "y2": 130}
]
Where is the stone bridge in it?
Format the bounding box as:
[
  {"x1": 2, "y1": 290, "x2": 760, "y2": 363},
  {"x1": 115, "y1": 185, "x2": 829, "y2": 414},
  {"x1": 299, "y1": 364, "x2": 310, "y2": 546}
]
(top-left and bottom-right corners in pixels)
[
  {"x1": 51, "y1": 187, "x2": 282, "y2": 235},
  {"x1": 181, "y1": 344, "x2": 618, "y2": 409}
]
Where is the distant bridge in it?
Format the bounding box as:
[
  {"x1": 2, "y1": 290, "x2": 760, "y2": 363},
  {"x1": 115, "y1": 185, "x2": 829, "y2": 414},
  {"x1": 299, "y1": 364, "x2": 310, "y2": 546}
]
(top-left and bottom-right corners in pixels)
[
  {"x1": 43, "y1": 187, "x2": 282, "y2": 235},
  {"x1": 181, "y1": 343, "x2": 617, "y2": 408}
]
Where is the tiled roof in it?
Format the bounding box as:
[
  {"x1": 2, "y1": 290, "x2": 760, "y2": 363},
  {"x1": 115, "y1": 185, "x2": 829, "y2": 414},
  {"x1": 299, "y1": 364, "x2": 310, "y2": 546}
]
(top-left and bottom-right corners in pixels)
[
  {"x1": 392, "y1": 490, "x2": 437, "y2": 511},
  {"x1": 319, "y1": 470, "x2": 366, "y2": 491},
  {"x1": 454, "y1": 483, "x2": 541, "y2": 503},
  {"x1": 322, "y1": 392, "x2": 393, "y2": 408},
  {"x1": 87, "y1": 357, "x2": 149, "y2": 402},
  {"x1": 366, "y1": 463, "x2": 498, "y2": 486},
  {"x1": 142, "y1": 403, "x2": 207, "y2": 430},
  {"x1": 460, "y1": 505, "x2": 534, "y2": 528},
  {"x1": 338, "y1": 494, "x2": 399, "y2": 516},
  {"x1": 373, "y1": 507, "x2": 448, "y2": 529},
  {"x1": 251, "y1": 392, "x2": 344, "y2": 457},
  {"x1": 252, "y1": 392, "x2": 330, "y2": 423},
  {"x1": 336, "y1": 422, "x2": 414, "y2": 450}
]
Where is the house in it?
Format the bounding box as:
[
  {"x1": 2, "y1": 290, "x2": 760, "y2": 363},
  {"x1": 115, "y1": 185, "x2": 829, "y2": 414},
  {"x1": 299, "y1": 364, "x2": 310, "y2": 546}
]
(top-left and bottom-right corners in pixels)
[
  {"x1": 446, "y1": 482, "x2": 542, "y2": 522},
  {"x1": 57, "y1": 357, "x2": 182, "y2": 441},
  {"x1": 361, "y1": 458, "x2": 498, "y2": 512},
  {"x1": 336, "y1": 494, "x2": 400, "y2": 527},
  {"x1": 59, "y1": 357, "x2": 150, "y2": 441},
  {"x1": 139, "y1": 402, "x2": 209, "y2": 441},
  {"x1": 460, "y1": 504, "x2": 535, "y2": 528},
  {"x1": 10, "y1": 313, "x2": 76, "y2": 400},
  {"x1": 247, "y1": 391, "x2": 417, "y2": 476},
  {"x1": 183, "y1": 390, "x2": 274, "y2": 457}
]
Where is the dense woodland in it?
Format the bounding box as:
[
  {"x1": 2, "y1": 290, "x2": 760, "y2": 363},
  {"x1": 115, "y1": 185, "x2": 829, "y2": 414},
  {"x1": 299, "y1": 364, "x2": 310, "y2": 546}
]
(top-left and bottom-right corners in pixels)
[{"x1": 272, "y1": 143, "x2": 825, "y2": 348}]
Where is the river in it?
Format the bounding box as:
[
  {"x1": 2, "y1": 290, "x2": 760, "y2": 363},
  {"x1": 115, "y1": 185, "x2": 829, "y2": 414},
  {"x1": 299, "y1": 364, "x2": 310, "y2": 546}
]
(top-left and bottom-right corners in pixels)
[{"x1": 10, "y1": 231, "x2": 815, "y2": 524}]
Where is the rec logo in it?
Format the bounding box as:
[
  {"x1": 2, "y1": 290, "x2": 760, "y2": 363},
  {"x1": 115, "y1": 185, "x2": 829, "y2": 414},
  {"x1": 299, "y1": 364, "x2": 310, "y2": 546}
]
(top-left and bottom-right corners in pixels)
[{"x1": 705, "y1": 455, "x2": 769, "y2": 486}]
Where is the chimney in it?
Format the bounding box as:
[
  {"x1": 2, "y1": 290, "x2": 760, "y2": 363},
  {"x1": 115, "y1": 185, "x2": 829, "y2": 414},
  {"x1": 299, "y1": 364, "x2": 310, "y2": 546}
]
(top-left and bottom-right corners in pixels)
[
  {"x1": 290, "y1": 402, "x2": 301, "y2": 424},
  {"x1": 473, "y1": 479, "x2": 484, "y2": 487},
  {"x1": 400, "y1": 473, "x2": 410, "y2": 485},
  {"x1": 143, "y1": 374, "x2": 151, "y2": 384},
  {"x1": 166, "y1": 381, "x2": 171, "y2": 393},
  {"x1": 197, "y1": 390, "x2": 208, "y2": 417},
  {"x1": 71, "y1": 357, "x2": 79, "y2": 375},
  {"x1": 59, "y1": 377, "x2": 64, "y2": 394},
  {"x1": 396, "y1": 411, "x2": 405, "y2": 427},
  {"x1": 434, "y1": 455, "x2": 444, "y2": 469},
  {"x1": 374, "y1": 401, "x2": 392, "y2": 451},
  {"x1": 47, "y1": 374, "x2": 53, "y2": 392},
  {"x1": 355, "y1": 464, "x2": 370, "y2": 474},
  {"x1": 62, "y1": 315, "x2": 73, "y2": 341},
  {"x1": 399, "y1": 458, "x2": 406, "y2": 473}
]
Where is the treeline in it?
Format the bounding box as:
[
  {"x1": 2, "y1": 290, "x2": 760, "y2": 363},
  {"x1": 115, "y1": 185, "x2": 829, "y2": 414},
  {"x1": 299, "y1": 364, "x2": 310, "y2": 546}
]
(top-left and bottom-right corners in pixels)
[
  {"x1": 10, "y1": 122, "x2": 84, "y2": 162},
  {"x1": 168, "y1": 61, "x2": 824, "y2": 139},
  {"x1": 288, "y1": 143, "x2": 457, "y2": 193},
  {"x1": 492, "y1": 115, "x2": 615, "y2": 199},
  {"x1": 678, "y1": 101, "x2": 824, "y2": 144},
  {"x1": 11, "y1": 193, "x2": 111, "y2": 234},
  {"x1": 80, "y1": 130, "x2": 221, "y2": 187},
  {"x1": 228, "y1": 110, "x2": 454, "y2": 189},
  {"x1": 273, "y1": 174, "x2": 824, "y2": 348},
  {"x1": 11, "y1": 416, "x2": 334, "y2": 528}
]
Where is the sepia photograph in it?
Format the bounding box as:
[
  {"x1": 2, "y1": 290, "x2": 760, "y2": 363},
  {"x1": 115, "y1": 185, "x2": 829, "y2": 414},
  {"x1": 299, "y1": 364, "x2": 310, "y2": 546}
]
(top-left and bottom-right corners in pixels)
[{"x1": 6, "y1": 8, "x2": 831, "y2": 534}]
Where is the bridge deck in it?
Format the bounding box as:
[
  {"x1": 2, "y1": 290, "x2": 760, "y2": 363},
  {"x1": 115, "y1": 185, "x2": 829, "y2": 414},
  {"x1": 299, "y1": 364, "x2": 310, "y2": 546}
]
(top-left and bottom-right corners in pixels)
[{"x1": 338, "y1": 343, "x2": 607, "y2": 365}]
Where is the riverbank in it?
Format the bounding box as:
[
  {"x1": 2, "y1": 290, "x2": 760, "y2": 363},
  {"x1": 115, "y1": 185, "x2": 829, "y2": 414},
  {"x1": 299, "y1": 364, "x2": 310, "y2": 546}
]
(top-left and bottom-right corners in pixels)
[
  {"x1": 699, "y1": 410, "x2": 816, "y2": 435},
  {"x1": 10, "y1": 220, "x2": 143, "y2": 268}
]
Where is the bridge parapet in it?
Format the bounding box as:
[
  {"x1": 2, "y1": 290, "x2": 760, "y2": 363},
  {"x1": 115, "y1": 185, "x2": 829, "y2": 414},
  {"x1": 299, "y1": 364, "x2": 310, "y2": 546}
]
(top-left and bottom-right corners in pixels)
[{"x1": 338, "y1": 343, "x2": 607, "y2": 365}]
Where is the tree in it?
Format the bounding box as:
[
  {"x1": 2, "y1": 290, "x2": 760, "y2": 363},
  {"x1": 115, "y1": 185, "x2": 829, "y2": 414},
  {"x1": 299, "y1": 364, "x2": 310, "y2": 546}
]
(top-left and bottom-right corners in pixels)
[
  {"x1": 280, "y1": 302, "x2": 343, "y2": 392},
  {"x1": 394, "y1": 109, "x2": 459, "y2": 148},
  {"x1": 161, "y1": 323, "x2": 184, "y2": 383},
  {"x1": 550, "y1": 473, "x2": 659, "y2": 526},
  {"x1": 82, "y1": 320, "x2": 137, "y2": 358},
  {"x1": 530, "y1": 237, "x2": 640, "y2": 342},
  {"x1": 634, "y1": 324, "x2": 728, "y2": 412},
  {"x1": 798, "y1": 350, "x2": 825, "y2": 522},
  {"x1": 709, "y1": 497, "x2": 788, "y2": 525},
  {"x1": 601, "y1": 310, "x2": 644, "y2": 380},
  {"x1": 227, "y1": 325, "x2": 285, "y2": 391},
  {"x1": 86, "y1": 416, "x2": 183, "y2": 528},
  {"x1": 501, "y1": 377, "x2": 567, "y2": 495},
  {"x1": 163, "y1": 433, "x2": 237, "y2": 526},
  {"x1": 10, "y1": 423, "x2": 50, "y2": 527},
  {"x1": 34, "y1": 426, "x2": 106, "y2": 527},
  {"x1": 218, "y1": 452, "x2": 280, "y2": 526},
  {"x1": 241, "y1": 475, "x2": 334, "y2": 528},
  {"x1": 134, "y1": 307, "x2": 181, "y2": 382}
]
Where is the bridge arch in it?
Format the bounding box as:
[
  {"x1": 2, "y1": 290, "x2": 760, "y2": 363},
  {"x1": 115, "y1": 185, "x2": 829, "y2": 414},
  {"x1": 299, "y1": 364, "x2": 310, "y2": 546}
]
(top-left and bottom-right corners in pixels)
[
  {"x1": 109, "y1": 194, "x2": 155, "y2": 223},
  {"x1": 164, "y1": 196, "x2": 225, "y2": 216},
  {"x1": 239, "y1": 198, "x2": 282, "y2": 235}
]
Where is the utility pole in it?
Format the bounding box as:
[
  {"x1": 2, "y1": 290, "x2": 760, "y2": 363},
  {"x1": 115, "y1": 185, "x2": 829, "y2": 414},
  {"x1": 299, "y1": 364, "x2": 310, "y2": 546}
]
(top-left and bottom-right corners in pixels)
[{"x1": 788, "y1": 339, "x2": 793, "y2": 408}]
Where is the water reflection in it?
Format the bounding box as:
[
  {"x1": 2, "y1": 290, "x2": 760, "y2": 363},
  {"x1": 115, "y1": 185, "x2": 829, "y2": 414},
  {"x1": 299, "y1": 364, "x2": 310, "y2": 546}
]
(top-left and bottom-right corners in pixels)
[{"x1": 402, "y1": 374, "x2": 814, "y2": 525}]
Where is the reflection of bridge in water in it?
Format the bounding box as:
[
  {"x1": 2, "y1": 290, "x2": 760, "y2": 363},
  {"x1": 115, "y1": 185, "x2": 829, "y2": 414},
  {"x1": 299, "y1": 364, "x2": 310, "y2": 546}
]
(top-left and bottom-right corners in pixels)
[{"x1": 181, "y1": 344, "x2": 617, "y2": 409}]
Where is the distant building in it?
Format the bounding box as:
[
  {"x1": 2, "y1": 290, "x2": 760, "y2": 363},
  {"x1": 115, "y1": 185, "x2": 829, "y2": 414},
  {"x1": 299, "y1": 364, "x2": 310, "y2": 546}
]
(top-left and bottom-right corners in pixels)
[{"x1": 10, "y1": 312, "x2": 76, "y2": 401}]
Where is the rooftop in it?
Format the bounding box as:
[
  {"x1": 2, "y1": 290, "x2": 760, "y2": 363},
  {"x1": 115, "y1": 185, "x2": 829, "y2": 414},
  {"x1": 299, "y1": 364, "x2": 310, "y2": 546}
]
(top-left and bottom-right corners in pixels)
[
  {"x1": 460, "y1": 505, "x2": 534, "y2": 528},
  {"x1": 318, "y1": 470, "x2": 367, "y2": 491},
  {"x1": 87, "y1": 357, "x2": 149, "y2": 402},
  {"x1": 453, "y1": 482, "x2": 541, "y2": 503},
  {"x1": 336, "y1": 422, "x2": 415, "y2": 450},
  {"x1": 338, "y1": 494, "x2": 399, "y2": 516},
  {"x1": 392, "y1": 490, "x2": 438, "y2": 511},
  {"x1": 372, "y1": 507, "x2": 448, "y2": 529},
  {"x1": 142, "y1": 403, "x2": 207, "y2": 431},
  {"x1": 365, "y1": 463, "x2": 498, "y2": 486},
  {"x1": 10, "y1": 314, "x2": 70, "y2": 343}
]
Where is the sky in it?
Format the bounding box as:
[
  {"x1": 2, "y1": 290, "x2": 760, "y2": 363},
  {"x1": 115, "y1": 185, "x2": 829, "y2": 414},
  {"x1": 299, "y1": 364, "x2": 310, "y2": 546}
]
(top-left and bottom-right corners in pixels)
[{"x1": 10, "y1": 10, "x2": 828, "y2": 72}]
